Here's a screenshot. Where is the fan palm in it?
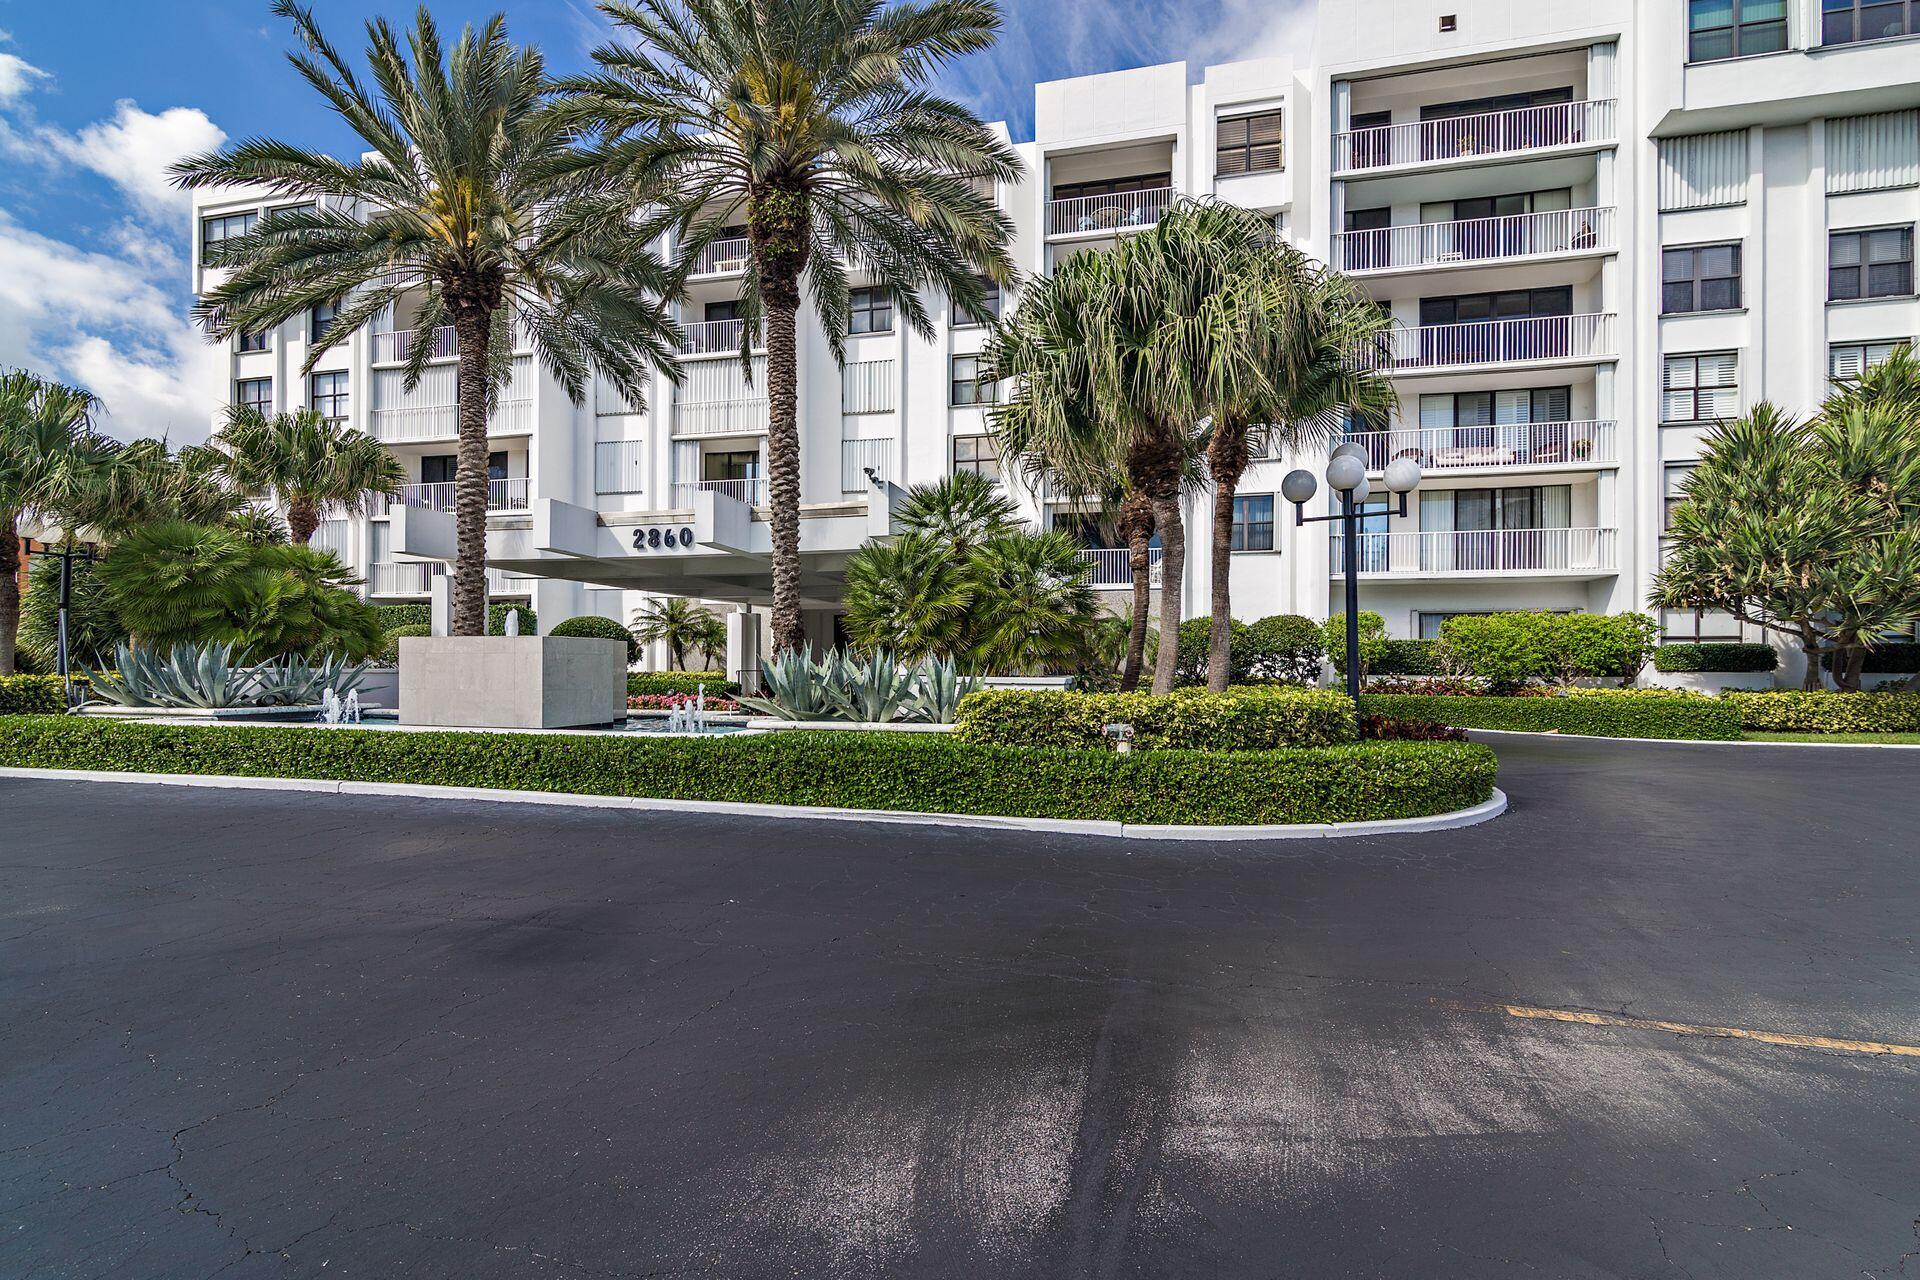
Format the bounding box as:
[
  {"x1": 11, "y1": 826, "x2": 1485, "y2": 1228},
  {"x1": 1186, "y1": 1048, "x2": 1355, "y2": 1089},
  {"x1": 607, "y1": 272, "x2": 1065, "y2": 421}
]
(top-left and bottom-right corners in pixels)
[
  {"x1": 631, "y1": 595, "x2": 725, "y2": 670},
  {"x1": 894, "y1": 471, "x2": 1019, "y2": 557},
  {"x1": 556, "y1": 0, "x2": 1019, "y2": 653},
  {"x1": 172, "y1": 2, "x2": 681, "y2": 636},
  {"x1": 198, "y1": 406, "x2": 405, "y2": 544},
  {"x1": 65, "y1": 438, "x2": 250, "y2": 540},
  {"x1": 841, "y1": 532, "x2": 974, "y2": 663},
  {"x1": 0, "y1": 370, "x2": 107, "y2": 675},
  {"x1": 966, "y1": 530, "x2": 1099, "y2": 675}
]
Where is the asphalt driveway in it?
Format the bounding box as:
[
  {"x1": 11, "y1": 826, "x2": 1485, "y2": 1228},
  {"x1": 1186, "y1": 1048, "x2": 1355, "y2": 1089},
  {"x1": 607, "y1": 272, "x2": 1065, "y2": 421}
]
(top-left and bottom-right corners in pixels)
[{"x1": 3, "y1": 735, "x2": 1917, "y2": 1278}]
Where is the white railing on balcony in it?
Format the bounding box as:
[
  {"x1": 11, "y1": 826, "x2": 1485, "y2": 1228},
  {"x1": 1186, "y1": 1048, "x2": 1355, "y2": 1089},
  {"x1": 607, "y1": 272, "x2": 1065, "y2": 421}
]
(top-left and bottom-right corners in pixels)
[
  {"x1": 368, "y1": 562, "x2": 531, "y2": 597},
  {"x1": 1345, "y1": 421, "x2": 1617, "y2": 472},
  {"x1": 369, "y1": 397, "x2": 534, "y2": 443},
  {"x1": 690, "y1": 236, "x2": 751, "y2": 277},
  {"x1": 372, "y1": 325, "x2": 455, "y2": 364},
  {"x1": 840, "y1": 438, "x2": 893, "y2": 493},
  {"x1": 1364, "y1": 314, "x2": 1614, "y2": 373},
  {"x1": 679, "y1": 318, "x2": 760, "y2": 357},
  {"x1": 674, "y1": 477, "x2": 766, "y2": 507},
  {"x1": 1332, "y1": 99, "x2": 1615, "y2": 173},
  {"x1": 1334, "y1": 207, "x2": 1615, "y2": 274},
  {"x1": 392, "y1": 476, "x2": 531, "y2": 514},
  {"x1": 1046, "y1": 186, "x2": 1176, "y2": 238},
  {"x1": 1330, "y1": 527, "x2": 1617, "y2": 576},
  {"x1": 1077, "y1": 546, "x2": 1166, "y2": 588}
]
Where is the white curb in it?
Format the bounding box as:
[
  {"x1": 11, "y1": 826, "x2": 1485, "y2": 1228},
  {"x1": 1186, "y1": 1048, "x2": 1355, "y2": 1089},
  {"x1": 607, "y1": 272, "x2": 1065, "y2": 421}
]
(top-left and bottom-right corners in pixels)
[
  {"x1": 1464, "y1": 727, "x2": 1920, "y2": 749},
  {"x1": 0, "y1": 766, "x2": 1506, "y2": 842}
]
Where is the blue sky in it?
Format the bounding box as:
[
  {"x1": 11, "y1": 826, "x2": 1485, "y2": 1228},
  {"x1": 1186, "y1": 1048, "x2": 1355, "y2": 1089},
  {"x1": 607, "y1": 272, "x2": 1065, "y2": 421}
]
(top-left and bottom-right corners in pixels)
[{"x1": 0, "y1": 0, "x2": 1307, "y2": 441}]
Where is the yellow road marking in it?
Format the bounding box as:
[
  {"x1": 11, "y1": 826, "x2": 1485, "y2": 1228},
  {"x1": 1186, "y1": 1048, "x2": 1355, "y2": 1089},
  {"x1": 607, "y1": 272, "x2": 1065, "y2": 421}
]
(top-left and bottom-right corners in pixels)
[{"x1": 1434, "y1": 998, "x2": 1920, "y2": 1059}]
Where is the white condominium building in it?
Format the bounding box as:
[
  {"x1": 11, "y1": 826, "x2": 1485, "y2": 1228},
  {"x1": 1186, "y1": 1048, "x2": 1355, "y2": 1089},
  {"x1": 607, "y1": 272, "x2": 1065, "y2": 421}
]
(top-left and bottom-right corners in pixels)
[{"x1": 188, "y1": 0, "x2": 1920, "y2": 675}]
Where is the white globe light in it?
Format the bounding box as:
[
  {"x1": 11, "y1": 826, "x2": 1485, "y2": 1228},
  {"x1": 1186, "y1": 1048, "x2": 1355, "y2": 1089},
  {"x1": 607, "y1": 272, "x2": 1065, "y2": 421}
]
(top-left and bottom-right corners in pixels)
[
  {"x1": 40, "y1": 527, "x2": 65, "y2": 546},
  {"x1": 1325, "y1": 454, "x2": 1366, "y2": 493},
  {"x1": 1281, "y1": 469, "x2": 1318, "y2": 505},
  {"x1": 1350, "y1": 473, "x2": 1372, "y2": 505},
  {"x1": 1384, "y1": 456, "x2": 1422, "y2": 494},
  {"x1": 1330, "y1": 441, "x2": 1369, "y2": 465}
]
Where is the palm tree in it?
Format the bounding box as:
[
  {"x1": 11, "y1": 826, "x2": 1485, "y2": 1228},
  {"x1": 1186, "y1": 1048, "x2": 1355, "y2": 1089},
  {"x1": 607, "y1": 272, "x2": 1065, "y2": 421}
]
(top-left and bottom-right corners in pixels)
[
  {"x1": 173, "y1": 2, "x2": 680, "y2": 636},
  {"x1": 842, "y1": 533, "x2": 973, "y2": 663},
  {"x1": 196, "y1": 406, "x2": 404, "y2": 545},
  {"x1": 632, "y1": 595, "x2": 725, "y2": 670},
  {"x1": 557, "y1": 0, "x2": 1019, "y2": 654},
  {"x1": 894, "y1": 472, "x2": 1019, "y2": 557},
  {"x1": 966, "y1": 529, "x2": 1099, "y2": 675},
  {"x1": 69, "y1": 438, "x2": 251, "y2": 541},
  {"x1": 0, "y1": 370, "x2": 106, "y2": 675}
]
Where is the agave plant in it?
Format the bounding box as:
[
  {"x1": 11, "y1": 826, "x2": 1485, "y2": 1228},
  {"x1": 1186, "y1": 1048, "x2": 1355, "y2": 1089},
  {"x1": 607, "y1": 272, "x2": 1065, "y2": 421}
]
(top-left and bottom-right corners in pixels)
[
  {"x1": 737, "y1": 648, "x2": 847, "y2": 721},
  {"x1": 90, "y1": 642, "x2": 248, "y2": 709},
  {"x1": 739, "y1": 648, "x2": 983, "y2": 724},
  {"x1": 905, "y1": 656, "x2": 984, "y2": 725},
  {"x1": 828, "y1": 652, "x2": 918, "y2": 724},
  {"x1": 250, "y1": 653, "x2": 372, "y2": 706}
]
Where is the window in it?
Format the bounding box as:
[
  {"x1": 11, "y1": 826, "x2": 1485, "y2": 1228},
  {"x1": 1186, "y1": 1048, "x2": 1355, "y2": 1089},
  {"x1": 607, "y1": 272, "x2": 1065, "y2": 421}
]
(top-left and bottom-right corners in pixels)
[
  {"x1": 1662, "y1": 353, "x2": 1739, "y2": 422},
  {"x1": 1418, "y1": 611, "x2": 1495, "y2": 640},
  {"x1": 1663, "y1": 462, "x2": 1695, "y2": 531},
  {"x1": 1230, "y1": 495, "x2": 1275, "y2": 551},
  {"x1": 1829, "y1": 227, "x2": 1914, "y2": 300},
  {"x1": 950, "y1": 355, "x2": 997, "y2": 406},
  {"x1": 1821, "y1": 0, "x2": 1918, "y2": 45},
  {"x1": 310, "y1": 299, "x2": 341, "y2": 343},
  {"x1": 1662, "y1": 243, "x2": 1743, "y2": 313},
  {"x1": 952, "y1": 435, "x2": 1001, "y2": 481},
  {"x1": 200, "y1": 211, "x2": 256, "y2": 259},
  {"x1": 1418, "y1": 286, "x2": 1572, "y2": 325},
  {"x1": 1051, "y1": 173, "x2": 1172, "y2": 202},
  {"x1": 1830, "y1": 340, "x2": 1908, "y2": 380},
  {"x1": 1216, "y1": 111, "x2": 1284, "y2": 176},
  {"x1": 310, "y1": 371, "x2": 350, "y2": 422},
  {"x1": 420, "y1": 452, "x2": 507, "y2": 485},
  {"x1": 953, "y1": 276, "x2": 1000, "y2": 327},
  {"x1": 237, "y1": 329, "x2": 269, "y2": 353},
  {"x1": 234, "y1": 377, "x2": 272, "y2": 414},
  {"x1": 1688, "y1": 0, "x2": 1790, "y2": 62},
  {"x1": 847, "y1": 287, "x2": 892, "y2": 335},
  {"x1": 703, "y1": 449, "x2": 760, "y2": 482},
  {"x1": 1422, "y1": 485, "x2": 1572, "y2": 532},
  {"x1": 1662, "y1": 608, "x2": 1743, "y2": 642}
]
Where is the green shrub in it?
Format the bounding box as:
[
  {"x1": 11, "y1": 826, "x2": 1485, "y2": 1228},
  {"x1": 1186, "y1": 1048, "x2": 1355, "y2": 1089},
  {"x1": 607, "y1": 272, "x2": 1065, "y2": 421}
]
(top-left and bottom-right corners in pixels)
[
  {"x1": 1822, "y1": 643, "x2": 1920, "y2": 674},
  {"x1": 955, "y1": 686, "x2": 1356, "y2": 750},
  {"x1": 0, "y1": 717, "x2": 1497, "y2": 827},
  {"x1": 550, "y1": 615, "x2": 640, "y2": 663},
  {"x1": 1322, "y1": 612, "x2": 1388, "y2": 678},
  {"x1": 626, "y1": 671, "x2": 740, "y2": 698},
  {"x1": 379, "y1": 625, "x2": 432, "y2": 665},
  {"x1": 1151, "y1": 617, "x2": 1256, "y2": 686},
  {"x1": 1655, "y1": 642, "x2": 1779, "y2": 673},
  {"x1": 1438, "y1": 612, "x2": 1657, "y2": 690},
  {"x1": 373, "y1": 603, "x2": 431, "y2": 630},
  {"x1": 1557, "y1": 612, "x2": 1658, "y2": 681},
  {"x1": 1245, "y1": 614, "x2": 1324, "y2": 684},
  {"x1": 0, "y1": 675, "x2": 66, "y2": 715},
  {"x1": 1721, "y1": 690, "x2": 1920, "y2": 733},
  {"x1": 1373, "y1": 639, "x2": 1439, "y2": 676},
  {"x1": 488, "y1": 602, "x2": 536, "y2": 635},
  {"x1": 1359, "y1": 691, "x2": 1741, "y2": 740}
]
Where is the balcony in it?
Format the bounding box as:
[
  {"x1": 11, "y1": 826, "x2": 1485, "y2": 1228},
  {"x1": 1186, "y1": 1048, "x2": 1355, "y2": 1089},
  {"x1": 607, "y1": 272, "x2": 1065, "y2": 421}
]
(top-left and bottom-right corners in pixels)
[
  {"x1": 1331, "y1": 527, "x2": 1617, "y2": 578},
  {"x1": 370, "y1": 324, "x2": 531, "y2": 365},
  {"x1": 675, "y1": 353, "x2": 768, "y2": 437},
  {"x1": 673, "y1": 477, "x2": 765, "y2": 507},
  {"x1": 1046, "y1": 187, "x2": 1175, "y2": 239},
  {"x1": 1334, "y1": 207, "x2": 1615, "y2": 276},
  {"x1": 1345, "y1": 422, "x2": 1616, "y2": 473},
  {"x1": 369, "y1": 397, "x2": 534, "y2": 443},
  {"x1": 689, "y1": 235, "x2": 751, "y2": 278},
  {"x1": 1078, "y1": 546, "x2": 1165, "y2": 589},
  {"x1": 840, "y1": 438, "x2": 893, "y2": 493},
  {"x1": 1365, "y1": 314, "x2": 1615, "y2": 375},
  {"x1": 1332, "y1": 100, "x2": 1615, "y2": 175},
  {"x1": 391, "y1": 476, "x2": 531, "y2": 514},
  {"x1": 679, "y1": 318, "x2": 761, "y2": 357},
  {"x1": 367, "y1": 562, "x2": 533, "y2": 597}
]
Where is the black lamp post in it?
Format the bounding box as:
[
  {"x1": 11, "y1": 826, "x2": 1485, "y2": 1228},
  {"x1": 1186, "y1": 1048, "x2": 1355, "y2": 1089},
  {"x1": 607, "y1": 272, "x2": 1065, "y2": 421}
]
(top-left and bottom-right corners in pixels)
[
  {"x1": 24, "y1": 529, "x2": 98, "y2": 710},
  {"x1": 1283, "y1": 446, "x2": 1422, "y2": 733}
]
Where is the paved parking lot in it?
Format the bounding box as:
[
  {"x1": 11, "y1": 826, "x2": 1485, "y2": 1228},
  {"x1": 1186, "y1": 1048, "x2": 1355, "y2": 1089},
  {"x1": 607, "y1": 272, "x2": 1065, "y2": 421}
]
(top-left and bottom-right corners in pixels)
[{"x1": 3, "y1": 735, "x2": 1917, "y2": 1278}]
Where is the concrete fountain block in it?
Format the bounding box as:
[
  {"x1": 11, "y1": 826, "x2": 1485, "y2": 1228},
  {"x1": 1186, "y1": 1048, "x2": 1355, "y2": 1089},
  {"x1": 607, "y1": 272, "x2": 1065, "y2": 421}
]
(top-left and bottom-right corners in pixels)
[{"x1": 398, "y1": 636, "x2": 628, "y2": 729}]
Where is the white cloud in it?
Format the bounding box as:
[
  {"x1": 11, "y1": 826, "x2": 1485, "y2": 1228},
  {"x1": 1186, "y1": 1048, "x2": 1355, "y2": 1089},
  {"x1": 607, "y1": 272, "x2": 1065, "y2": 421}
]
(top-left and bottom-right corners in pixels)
[
  {"x1": 0, "y1": 51, "x2": 47, "y2": 104},
  {"x1": 43, "y1": 100, "x2": 226, "y2": 221}
]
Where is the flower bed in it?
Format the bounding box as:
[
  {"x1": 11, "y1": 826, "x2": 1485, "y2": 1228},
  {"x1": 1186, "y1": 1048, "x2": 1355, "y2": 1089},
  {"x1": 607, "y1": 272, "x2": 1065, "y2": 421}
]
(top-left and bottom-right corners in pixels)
[
  {"x1": 628, "y1": 693, "x2": 741, "y2": 713},
  {"x1": 954, "y1": 686, "x2": 1356, "y2": 751},
  {"x1": 0, "y1": 716, "x2": 1497, "y2": 827},
  {"x1": 1359, "y1": 691, "x2": 1742, "y2": 740}
]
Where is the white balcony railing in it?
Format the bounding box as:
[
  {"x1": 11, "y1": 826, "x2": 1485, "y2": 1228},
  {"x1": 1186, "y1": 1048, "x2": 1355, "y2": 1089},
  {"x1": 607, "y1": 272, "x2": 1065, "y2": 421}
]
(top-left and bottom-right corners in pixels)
[
  {"x1": 679, "y1": 318, "x2": 760, "y2": 357},
  {"x1": 1077, "y1": 546, "x2": 1166, "y2": 588},
  {"x1": 1345, "y1": 421, "x2": 1616, "y2": 472},
  {"x1": 674, "y1": 477, "x2": 766, "y2": 507},
  {"x1": 1332, "y1": 99, "x2": 1615, "y2": 174},
  {"x1": 1331, "y1": 527, "x2": 1617, "y2": 577},
  {"x1": 1364, "y1": 314, "x2": 1614, "y2": 374},
  {"x1": 369, "y1": 398, "x2": 534, "y2": 443},
  {"x1": 1046, "y1": 186, "x2": 1176, "y2": 238},
  {"x1": 1334, "y1": 207, "x2": 1615, "y2": 274},
  {"x1": 840, "y1": 438, "x2": 893, "y2": 493},
  {"x1": 690, "y1": 236, "x2": 751, "y2": 277},
  {"x1": 392, "y1": 476, "x2": 530, "y2": 514},
  {"x1": 368, "y1": 562, "x2": 532, "y2": 597},
  {"x1": 372, "y1": 325, "x2": 456, "y2": 364}
]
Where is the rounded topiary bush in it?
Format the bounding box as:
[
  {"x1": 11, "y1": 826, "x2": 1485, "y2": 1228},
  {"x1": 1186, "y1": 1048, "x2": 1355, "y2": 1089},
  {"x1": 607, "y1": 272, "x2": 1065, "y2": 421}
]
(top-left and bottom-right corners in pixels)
[
  {"x1": 550, "y1": 615, "x2": 640, "y2": 663},
  {"x1": 379, "y1": 624, "x2": 432, "y2": 665}
]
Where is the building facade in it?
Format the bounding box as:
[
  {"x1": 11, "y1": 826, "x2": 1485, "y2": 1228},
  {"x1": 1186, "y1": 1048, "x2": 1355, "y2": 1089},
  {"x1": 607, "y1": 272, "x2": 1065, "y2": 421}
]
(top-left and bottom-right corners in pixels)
[{"x1": 187, "y1": 0, "x2": 1920, "y2": 679}]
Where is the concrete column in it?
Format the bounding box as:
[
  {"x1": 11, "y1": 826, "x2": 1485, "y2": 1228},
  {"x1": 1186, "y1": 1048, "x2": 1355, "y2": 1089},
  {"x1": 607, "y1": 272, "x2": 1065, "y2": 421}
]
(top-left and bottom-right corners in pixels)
[{"x1": 727, "y1": 608, "x2": 764, "y2": 690}]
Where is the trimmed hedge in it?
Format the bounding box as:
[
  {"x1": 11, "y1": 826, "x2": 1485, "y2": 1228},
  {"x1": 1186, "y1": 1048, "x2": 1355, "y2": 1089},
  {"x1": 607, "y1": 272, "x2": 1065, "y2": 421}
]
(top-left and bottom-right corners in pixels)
[
  {"x1": 1722, "y1": 690, "x2": 1920, "y2": 733},
  {"x1": 378, "y1": 624, "x2": 431, "y2": 665},
  {"x1": 1373, "y1": 639, "x2": 1440, "y2": 676},
  {"x1": 0, "y1": 717, "x2": 1496, "y2": 827},
  {"x1": 1823, "y1": 643, "x2": 1920, "y2": 675},
  {"x1": 1654, "y1": 643, "x2": 1778, "y2": 673},
  {"x1": 1359, "y1": 691, "x2": 1741, "y2": 741},
  {"x1": 627, "y1": 671, "x2": 740, "y2": 698},
  {"x1": 955, "y1": 686, "x2": 1357, "y2": 751},
  {"x1": 550, "y1": 615, "x2": 640, "y2": 663},
  {"x1": 0, "y1": 675, "x2": 65, "y2": 716},
  {"x1": 371, "y1": 602, "x2": 538, "y2": 636}
]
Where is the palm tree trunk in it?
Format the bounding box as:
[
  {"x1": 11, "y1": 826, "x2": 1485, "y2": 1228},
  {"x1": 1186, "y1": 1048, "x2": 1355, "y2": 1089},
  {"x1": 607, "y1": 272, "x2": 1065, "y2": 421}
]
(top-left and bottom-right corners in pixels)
[
  {"x1": 752, "y1": 188, "x2": 810, "y2": 657},
  {"x1": 286, "y1": 500, "x2": 320, "y2": 546},
  {"x1": 450, "y1": 310, "x2": 493, "y2": 637},
  {"x1": 1150, "y1": 494, "x2": 1185, "y2": 695},
  {"x1": 0, "y1": 518, "x2": 20, "y2": 677},
  {"x1": 1118, "y1": 492, "x2": 1153, "y2": 692},
  {"x1": 1204, "y1": 428, "x2": 1248, "y2": 693}
]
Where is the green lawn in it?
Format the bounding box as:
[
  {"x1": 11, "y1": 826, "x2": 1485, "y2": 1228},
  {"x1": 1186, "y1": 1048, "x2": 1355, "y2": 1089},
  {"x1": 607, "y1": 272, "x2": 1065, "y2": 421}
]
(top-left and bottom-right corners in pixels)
[{"x1": 1744, "y1": 731, "x2": 1920, "y2": 744}]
